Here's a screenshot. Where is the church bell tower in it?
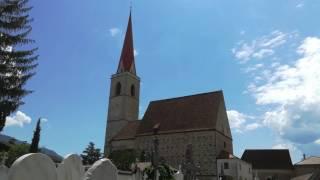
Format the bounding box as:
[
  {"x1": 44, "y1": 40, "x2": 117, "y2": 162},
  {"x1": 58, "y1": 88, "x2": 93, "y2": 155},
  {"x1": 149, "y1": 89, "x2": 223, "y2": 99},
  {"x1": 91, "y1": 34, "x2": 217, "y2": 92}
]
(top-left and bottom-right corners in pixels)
[{"x1": 104, "y1": 12, "x2": 140, "y2": 155}]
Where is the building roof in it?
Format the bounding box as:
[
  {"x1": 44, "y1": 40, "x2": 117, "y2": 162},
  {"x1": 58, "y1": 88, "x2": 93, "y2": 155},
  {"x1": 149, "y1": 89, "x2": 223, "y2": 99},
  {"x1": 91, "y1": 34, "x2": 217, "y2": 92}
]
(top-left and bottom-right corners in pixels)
[
  {"x1": 217, "y1": 150, "x2": 240, "y2": 159},
  {"x1": 241, "y1": 149, "x2": 293, "y2": 170},
  {"x1": 112, "y1": 120, "x2": 140, "y2": 140},
  {"x1": 291, "y1": 173, "x2": 313, "y2": 180},
  {"x1": 295, "y1": 156, "x2": 320, "y2": 166},
  {"x1": 137, "y1": 91, "x2": 225, "y2": 135},
  {"x1": 117, "y1": 11, "x2": 136, "y2": 74}
]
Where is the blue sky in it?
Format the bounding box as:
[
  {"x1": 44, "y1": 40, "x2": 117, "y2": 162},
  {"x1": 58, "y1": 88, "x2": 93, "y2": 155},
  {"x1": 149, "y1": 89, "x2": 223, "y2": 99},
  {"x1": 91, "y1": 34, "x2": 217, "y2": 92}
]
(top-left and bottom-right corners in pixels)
[{"x1": 3, "y1": 0, "x2": 320, "y2": 163}]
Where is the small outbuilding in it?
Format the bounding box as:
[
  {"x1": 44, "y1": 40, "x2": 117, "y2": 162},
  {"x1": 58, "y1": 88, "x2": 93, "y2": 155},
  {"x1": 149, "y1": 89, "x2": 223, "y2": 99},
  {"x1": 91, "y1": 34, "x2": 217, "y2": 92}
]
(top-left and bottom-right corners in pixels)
[{"x1": 241, "y1": 149, "x2": 294, "y2": 180}]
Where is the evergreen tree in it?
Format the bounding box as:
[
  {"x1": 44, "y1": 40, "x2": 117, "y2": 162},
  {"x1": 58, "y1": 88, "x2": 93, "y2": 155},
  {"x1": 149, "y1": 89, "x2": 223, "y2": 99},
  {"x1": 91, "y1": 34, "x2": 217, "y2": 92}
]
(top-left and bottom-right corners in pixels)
[
  {"x1": 81, "y1": 142, "x2": 102, "y2": 165},
  {"x1": 0, "y1": 0, "x2": 38, "y2": 132},
  {"x1": 29, "y1": 118, "x2": 40, "y2": 153}
]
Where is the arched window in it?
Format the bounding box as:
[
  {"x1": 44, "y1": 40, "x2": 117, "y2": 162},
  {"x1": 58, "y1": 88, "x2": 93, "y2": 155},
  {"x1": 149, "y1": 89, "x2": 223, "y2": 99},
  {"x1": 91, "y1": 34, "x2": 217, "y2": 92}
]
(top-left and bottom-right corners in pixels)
[
  {"x1": 130, "y1": 84, "x2": 135, "y2": 96},
  {"x1": 115, "y1": 82, "x2": 121, "y2": 96}
]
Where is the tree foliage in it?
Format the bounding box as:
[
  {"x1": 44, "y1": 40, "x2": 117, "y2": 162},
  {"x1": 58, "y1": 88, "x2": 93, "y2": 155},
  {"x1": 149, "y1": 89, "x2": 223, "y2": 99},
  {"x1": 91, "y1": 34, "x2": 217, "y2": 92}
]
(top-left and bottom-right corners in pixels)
[
  {"x1": 109, "y1": 149, "x2": 137, "y2": 171},
  {"x1": 0, "y1": 0, "x2": 38, "y2": 131},
  {"x1": 0, "y1": 143, "x2": 29, "y2": 167},
  {"x1": 80, "y1": 142, "x2": 102, "y2": 165},
  {"x1": 29, "y1": 118, "x2": 40, "y2": 153},
  {"x1": 144, "y1": 163, "x2": 175, "y2": 180}
]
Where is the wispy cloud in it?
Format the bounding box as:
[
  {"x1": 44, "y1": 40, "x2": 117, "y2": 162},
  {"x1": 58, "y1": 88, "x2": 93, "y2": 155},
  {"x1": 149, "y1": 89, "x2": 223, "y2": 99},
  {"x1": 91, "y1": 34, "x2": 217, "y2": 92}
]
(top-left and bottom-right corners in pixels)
[
  {"x1": 296, "y1": 3, "x2": 304, "y2": 8},
  {"x1": 232, "y1": 31, "x2": 292, "y2": 63},
  {"x1": 233, "y1": 30, "x2": 320, "y2": 156},
  {"x1": 41, "y1": 118, "x2": 48, "y2": 123},
  {"x1": 6, "y1": 111, "x2": 32, "y2": 127},
  {"x1": 227, "y1": 110, "x2": 247, "y2": 129},
  {"x1": 245, "y1": 123, "x2": 261, "y2": 131},
  {"x1": 251, "y1": 37, "x2": 320, "y2": 144},
  {"x1": 242, "y1": 36, "x2": 320, "y2": 153},
  {"x1": 109, "y1": 27, "x2": 120, "y2": 37},
  {"x1": 134, "y1": 49, "x2": 139, "y2": 57}
]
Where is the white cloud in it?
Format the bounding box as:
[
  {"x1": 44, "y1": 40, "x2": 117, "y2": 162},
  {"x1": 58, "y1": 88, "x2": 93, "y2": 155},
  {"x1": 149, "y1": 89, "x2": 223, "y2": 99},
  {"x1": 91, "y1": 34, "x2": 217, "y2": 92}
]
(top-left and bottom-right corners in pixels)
[
  {"x1": 232, "y1": 43, "x2": 255, "y2": 62},
  {"x1": 245, "y1": 123, "x2": 261, "y2": 131},
  {"x1": 134, "y1": 49, "x2": 139, "y2": 56},
  {"x1": 233, "y1": 30, "x2": 320, "y2": 157},
  {"x1": 6, "y1": 111, "x2": 32, "y2": 127},
  {"x1": 109, "y1": 27, "x2": 120, "y2": 37},
  {"x1": 227, "y1": 110, "x2": 259, "y2": 132},
  {"x1": 227, "y1": 110, "x2": 247, "y2": 129},
  {"x1": 296, "y1": 3, "x2": 304, "y2": 8},
  {"x1": 41, "y1": 118, "x2": 48, "y2": 123},
  {"x1": 232, "y1": 31, "x2": 290, "y2": 62},
  {"x1": 260, "y1": 31, "x2": 287, "y2": 48},
  {"x1": 248, "y1": 37, "x2": 320, "y2": 144},
  {"x1": 252, "y1": 49, "x2": 274, "y2": 59},
  {"x1": 314, "y1": 139, "x2": 320, "y2": 145},
  {"x1": 244, "y1": 63, "x2": 264, "y2": 73}
]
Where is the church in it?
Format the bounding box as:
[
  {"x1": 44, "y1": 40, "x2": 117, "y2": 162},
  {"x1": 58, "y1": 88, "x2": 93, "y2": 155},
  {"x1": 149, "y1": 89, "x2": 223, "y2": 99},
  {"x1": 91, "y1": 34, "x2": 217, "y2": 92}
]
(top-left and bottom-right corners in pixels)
[{"x1": 104, "y1": 12, "x2": 233, "y2": 180}]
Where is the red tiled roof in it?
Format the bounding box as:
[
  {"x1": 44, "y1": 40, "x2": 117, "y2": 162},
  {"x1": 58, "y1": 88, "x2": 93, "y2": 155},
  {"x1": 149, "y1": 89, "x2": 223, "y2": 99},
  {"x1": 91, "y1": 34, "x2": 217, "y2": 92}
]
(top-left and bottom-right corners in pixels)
[
  {"x1": 137, "y1": 91, "x2": 224, "y2": 135},
  {"x1": 241, "y1": 149, "x2": 293, "y2": 170},
  {"x1": 117, "y1": 12, "x2": 136, "y2": 74}
]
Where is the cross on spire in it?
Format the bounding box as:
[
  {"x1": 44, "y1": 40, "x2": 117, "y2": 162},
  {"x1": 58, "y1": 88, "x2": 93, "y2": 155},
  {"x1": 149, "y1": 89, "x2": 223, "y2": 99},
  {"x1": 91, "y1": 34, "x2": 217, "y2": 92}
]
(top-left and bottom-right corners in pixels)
[{"x1": 117, "y1": 10, "x2": 136, "y2": 74}]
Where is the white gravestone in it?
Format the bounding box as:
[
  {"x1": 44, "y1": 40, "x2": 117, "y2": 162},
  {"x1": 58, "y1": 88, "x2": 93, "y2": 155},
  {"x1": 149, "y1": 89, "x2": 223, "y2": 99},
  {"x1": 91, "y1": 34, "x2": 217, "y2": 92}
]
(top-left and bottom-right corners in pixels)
[
  {"x1": 0, "y1": 165, "x2": 8, "y2": 180},
  {"x1": 57, "y1": 154, "x2": 85, "y2": 180},
  {"x1": 84, "y1": 158, "x2": 118, "y2": 180},
  {"x1": 8, "y1": 153, "x2": 57, "y2": 180}
]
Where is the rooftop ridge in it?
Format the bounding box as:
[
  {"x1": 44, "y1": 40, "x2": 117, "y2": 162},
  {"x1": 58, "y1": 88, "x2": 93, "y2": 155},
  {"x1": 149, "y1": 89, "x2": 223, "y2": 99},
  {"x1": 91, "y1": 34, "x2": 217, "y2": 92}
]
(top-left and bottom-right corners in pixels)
[
  {"x1": 150, "y1": 90, "x2": 223, "y2": 103},
  {"x1": 245, "y1": 149, "x2": 290, "y2": 151}
]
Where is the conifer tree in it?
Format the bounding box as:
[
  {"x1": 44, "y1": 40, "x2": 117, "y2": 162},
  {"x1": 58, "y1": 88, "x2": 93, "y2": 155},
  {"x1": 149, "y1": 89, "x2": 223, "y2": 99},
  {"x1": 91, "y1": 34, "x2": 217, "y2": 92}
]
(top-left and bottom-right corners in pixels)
[
  {"x1": 0, "y1": 0, "x2": 38, "y2": 131},
  {"x1": 81, "y1": 142, "x2": 102, "y2": 165},
  {"x1": 29, "y1": 118, "x2": 40, "y2": 153}
]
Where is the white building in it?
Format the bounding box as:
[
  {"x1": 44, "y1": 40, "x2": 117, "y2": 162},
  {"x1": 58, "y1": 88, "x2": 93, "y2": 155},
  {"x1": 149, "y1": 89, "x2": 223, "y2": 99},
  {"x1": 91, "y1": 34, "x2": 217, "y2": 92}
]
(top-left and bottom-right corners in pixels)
[{"x1": 217, "y1": 152, "x2": 253, "y2": 180}]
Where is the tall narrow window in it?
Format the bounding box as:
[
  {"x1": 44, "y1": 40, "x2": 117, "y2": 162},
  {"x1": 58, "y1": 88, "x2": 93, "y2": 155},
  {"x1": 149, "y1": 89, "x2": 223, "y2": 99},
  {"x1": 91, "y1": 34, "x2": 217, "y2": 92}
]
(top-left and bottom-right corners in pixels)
[
  {"x1": 116, "y1": 82, "x2": 121, "y2": 96},
  {"x1": 131, "y1": 85, "x2": 135, "y2": 96}
]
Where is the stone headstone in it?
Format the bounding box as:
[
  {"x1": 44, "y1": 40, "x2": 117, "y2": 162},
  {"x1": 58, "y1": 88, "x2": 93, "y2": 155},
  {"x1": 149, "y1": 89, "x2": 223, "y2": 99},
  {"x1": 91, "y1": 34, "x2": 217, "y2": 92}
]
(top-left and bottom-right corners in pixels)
[
  {"x1": 0, "y1": 165, "x2": 8, "y2": 180},
  {"x1": 8, "y1": 153, "x2": 57, "y2": 180},
  {"x1": 84, "y1": 158, "x2": 117, "y2": 180},
  {"x1": 57, "y1": 154, "x2": 84, "y2": 180},
  {"x1": 174, "y1": 171, "x2": 184, "y2": 180}
]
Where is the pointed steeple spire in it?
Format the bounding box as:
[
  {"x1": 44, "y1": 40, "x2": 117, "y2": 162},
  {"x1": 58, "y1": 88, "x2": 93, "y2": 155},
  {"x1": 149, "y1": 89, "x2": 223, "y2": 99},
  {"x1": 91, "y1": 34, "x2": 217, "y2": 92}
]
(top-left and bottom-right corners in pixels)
[{"x1": 117, "y1": 11, "x2": 136, "y2": 74}]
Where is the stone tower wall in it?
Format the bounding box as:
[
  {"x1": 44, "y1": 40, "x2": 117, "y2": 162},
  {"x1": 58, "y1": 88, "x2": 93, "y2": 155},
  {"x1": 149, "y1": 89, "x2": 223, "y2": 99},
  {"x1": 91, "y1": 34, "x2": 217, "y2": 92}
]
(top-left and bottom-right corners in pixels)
[{"x1": 105, "y1": 72, "x2": 140, "y2": 155}]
